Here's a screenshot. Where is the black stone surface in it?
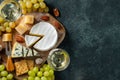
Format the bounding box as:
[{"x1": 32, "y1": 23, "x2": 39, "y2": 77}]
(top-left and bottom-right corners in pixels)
[{"x1": 45, "y1": 0, "x2": 120, "y2": 80}]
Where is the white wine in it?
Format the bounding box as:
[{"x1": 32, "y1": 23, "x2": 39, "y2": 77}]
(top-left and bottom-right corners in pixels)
[
  {"x1": 47, "y1": 48, "x2": 70, "y2": 71},
  {"x1": 0, "y1": 0, "x2": 21, "y2": 21}
]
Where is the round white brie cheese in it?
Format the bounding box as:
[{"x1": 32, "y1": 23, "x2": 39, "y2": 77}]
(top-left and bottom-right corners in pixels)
[{"x1": 30, "y1": 22, "x2": 58, "y2": 51}]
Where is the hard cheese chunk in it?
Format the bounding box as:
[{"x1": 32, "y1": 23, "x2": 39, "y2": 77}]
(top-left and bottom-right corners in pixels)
[
  {"x1": 24, "y1": 15, "x2": 34, "y2": 24},
  {"x1": 2, "y1": 33, "x2": 12, "y2": 42},
  {"x1": 25, "y1": 35, "x2": 41, "y2": 47},
  {"x1": 11, "y1": 42, "x2": 23, "y2": 58},
  {"x1": 15, "y1": 23, "x2": 28, "y2": 35},
  {"x1": 14, "y1": 60, "x2": 28, "y2": 76}
]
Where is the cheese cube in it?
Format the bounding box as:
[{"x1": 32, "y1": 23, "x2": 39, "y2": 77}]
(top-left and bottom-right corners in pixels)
[
  {"x1": 2, "y1": 33, "x2": 12, "y2": 42},
  {"x1": 15, "y1": 23, "x2": 28, "y2": 35},
  {"x1": 24, "y1": 15, "x2": 34, "y2": 24}
]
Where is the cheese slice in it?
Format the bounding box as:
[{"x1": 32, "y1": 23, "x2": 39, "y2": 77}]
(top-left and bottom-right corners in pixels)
[
  {"x1": 22, "y1": 46, "x2": 28, "y2": 57},
  {"x1": 24, "y1": 15, "x2": 34, "y2": 24},
  {"x1": 27, "y1": 49, "x2": 33, "y2": 56},
  {"x1": 30, "y1": 22, "x2": 58, "y2": 51},
  {"x1": 2, "y1": 33, "x2": 12, "y2": 42},
  {"x1": 11, "y1": 42, "x2": 23, "y2": 58},
  {"x1": 25, "y1": 35, "x2": 41, "y2": 47},
  {"x1": 33, "y1": 49, "x2": 40, "y2": 56}
]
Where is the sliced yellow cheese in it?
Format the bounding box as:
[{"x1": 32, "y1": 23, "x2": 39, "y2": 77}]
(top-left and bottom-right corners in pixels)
[
  {"x1": 2, "y1": 33, "x2": 12, "y2": 42},
  {"x1": 15, "y1": 23, "x2": 28, "y2": 35},
  {"x1": 24, "y1": 15, "x2": 34, "y2": 24}
]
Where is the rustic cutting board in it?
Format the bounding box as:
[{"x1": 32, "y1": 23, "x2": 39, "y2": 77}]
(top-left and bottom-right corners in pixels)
[{"x1": 0, "y1": 12, "x2": 65, "y2": 80}]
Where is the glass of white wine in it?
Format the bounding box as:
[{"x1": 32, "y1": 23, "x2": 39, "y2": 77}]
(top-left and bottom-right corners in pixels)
[
  {"x1": 47, "y1": 48, "x2": 70, "y2": 71},
  {"x1": 0, "y1": 0, "x2": 21, "y2": 21}
]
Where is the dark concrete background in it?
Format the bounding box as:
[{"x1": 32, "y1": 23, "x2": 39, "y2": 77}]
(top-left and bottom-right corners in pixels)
[{"x1": 45, "y1": 0, "x2": 120, "y2": 80}]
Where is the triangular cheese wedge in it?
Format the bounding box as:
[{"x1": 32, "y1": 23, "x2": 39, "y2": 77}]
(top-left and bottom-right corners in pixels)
[
  {"x1": 11, "y1": 42, "x2": 23, "y2": 58},
  {"x1": 27, "y1": 49, "x2": 33, "y2": 57},
  {"x1": 33, "y1": 49, "x2": 40, "y2": 56},
  {"x1": 25, "y1": 35, "x2": 41, "y2": 47},
  {"x1": 22, "y1": 46, "x2": 29, "y2": 57}
]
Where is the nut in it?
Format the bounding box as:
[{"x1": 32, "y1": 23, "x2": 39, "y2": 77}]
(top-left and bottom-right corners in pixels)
[
  {"x1": 41, "y1": 16, "x2": 49, "y2": 21},
  {"x1": 15, "y1": 35, "x2": 25, "y2": 43},
  {"x1": 53, "y1": 8, "x2": 60, "y2": 17},
  {"x1": 53, "y1": 21, "x2": 62, "y2": 30}
]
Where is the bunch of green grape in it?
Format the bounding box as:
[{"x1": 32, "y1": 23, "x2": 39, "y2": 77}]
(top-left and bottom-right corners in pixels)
[
  {"x1": 23, "y1": 64, "x2": 55, "y2": 80},
  {"x1": 18, "y1": 0, "x2": 49, "y2": 14},
  {"x1": 0, "y1": 64, "x2": 14, "y2": 80},
  {"x1": 0, "y1": 17, "x2": 16, "y2": 36}
]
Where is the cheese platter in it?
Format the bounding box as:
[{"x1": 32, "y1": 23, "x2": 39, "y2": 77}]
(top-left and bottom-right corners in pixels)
[{"x1": 0, "y1": 8, "x2": 65, "y2": 80}]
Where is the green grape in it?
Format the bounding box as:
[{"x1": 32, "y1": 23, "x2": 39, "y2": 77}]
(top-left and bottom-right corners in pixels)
[
  {"x1": 49, "y1": 70, "x2": 54, "y2": 76},
  {"x1": 31, "y1": 0, "x2": 37, "y2": 4},
  {"x1": 23, "y1": 78, "x2": 27, "y2": 80},
  {"x1": 33, "y1": 3, "x2": 40, "y2": 9},
  {"x1": 22, "y1": 8, "x2": 27, "y2": 14},
  {"x1": 28, "y1": 70, "x2": 35, "y2": 77},
  {"x1": 6, "y1": 27, "x2": 12, "y2": 32},
  {"x1": 1, "y1": 27, "x2": 5, "y2": 32},
  {"x1": 26, "y1": 1, "x2": 32, "y2": 8},
  {"x1": 9, "y1": 22, "x2": 16, "y2": 28},
  {"x1": 44, "y1": 67, "x2": 49, "y2": 71},
  {"x1": 0, "y1": 65, "x2": 5, "y2": 71},
  {"x1": 38, "y1": 0, "x2": 44, "y2": 2},
  {"x1": 39, "y1": 2, "x2": 46, "y2": 8},
  {"x1": 1, "y1": 71, "x2": 8, "y2": 77},
  {"x1": 27, "y1": 8, "x2": 32, "y2": 13},
  {"x1": 7, "y1": 73, "x2": 13, "y2": 79},
  {"x1": 20, "y1": 1, "x2": 26, "y2": 9},
  {"x1": 38, "y1": 8, "x2": 44, "y2": 12},
  {"x1": 40, "y1": 68, "x2": 44, "y2": 72},
  {"x1": 4, "y1": 22, "x2": 9, "y2": 27},
  {"x1": 23, "y1": 0, "x2": 28, "y2": 2},
  {"x1": 44, "y1": 7, "x2": 49, "y2": 13},
  {"x1": 47, "y1": 77, "x2": 52, "y2": 80},
  {"x1": 33, "y1": 67, "x2": 39, "y2": 73},
  {"x1": 0, "y1": 17, "x2": 4, "y2": 23},
  {"x1": 37, "y1": 71, "x2": 42, "y2": 77},
  {"x1": 32, "y1": 7, "x2": 38, "y2": 12},
  {"x1": 28, "y1": 76, "x2": 34, "y2": 80},
  {"x1": 1, "y1": 77, "x2": 7, "y2": 80},
  {"x1": 41, "y1": 76, "x2": 47, "y2": 80},
  {"x1": 44, "y1": 71, "x2": 49, "y2": 77},
  {"x1": 35, "y1": 76, "x2": 41, "y2": 80}
]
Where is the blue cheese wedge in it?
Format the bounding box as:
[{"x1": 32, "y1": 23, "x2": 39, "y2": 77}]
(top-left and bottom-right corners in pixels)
[
  {"x1": 25, "y1": 35, "x2": 41, "y2": 47},
  {"x1": 27, "y1": 49, "x2": 33, "y2": 57},
  {"x1": 30, "y1": 22, "x2": 58, "y2": 51},
  {"x1": 22, "y1": 46, "x2": 29, "y2": 57},
  {"x1": 11, "y1": 42, "x2": 23, "y2": 58},
  {"x1": 33, "y1": 49, "x2": 40, "y2": 56}
]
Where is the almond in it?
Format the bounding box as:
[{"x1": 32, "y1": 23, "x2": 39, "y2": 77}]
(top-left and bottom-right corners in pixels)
[
  {"x1": 41, "y1": 16, "x2": 49, "y2": 21},
  {"x1": 53, "y1": 8, "x2": 60, "y2": 17},
  {"x1": 53, "y1": 21, "x2": 62, "y2": 30},
  {"x1": 15, "y1": 35, "x2": 25, "y2": 43}
]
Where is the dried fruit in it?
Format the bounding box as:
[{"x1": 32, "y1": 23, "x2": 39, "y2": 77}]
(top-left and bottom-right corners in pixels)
[
  {"x1": 53, "y1": 8, "x2": 60, "y2": 17},
  {"x1": 41, "y1": 16, "x2": 49, "y2": 21},
  {"x1": 15, "y1": 35, "x2": 25, "y2": 43}
]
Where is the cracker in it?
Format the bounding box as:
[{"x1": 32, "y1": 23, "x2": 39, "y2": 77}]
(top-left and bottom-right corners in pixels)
[
  {"x1": 26, "y1": 59, "x2": 34, "y2": 70},
  {"x1": 14, "y1": 60, "x2": 28, "y2": 76}
]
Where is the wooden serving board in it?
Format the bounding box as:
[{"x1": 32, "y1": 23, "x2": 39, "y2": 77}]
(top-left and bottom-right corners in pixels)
[{"x1": 0, "y1": 12, "x2": 66, "y2": 80}]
